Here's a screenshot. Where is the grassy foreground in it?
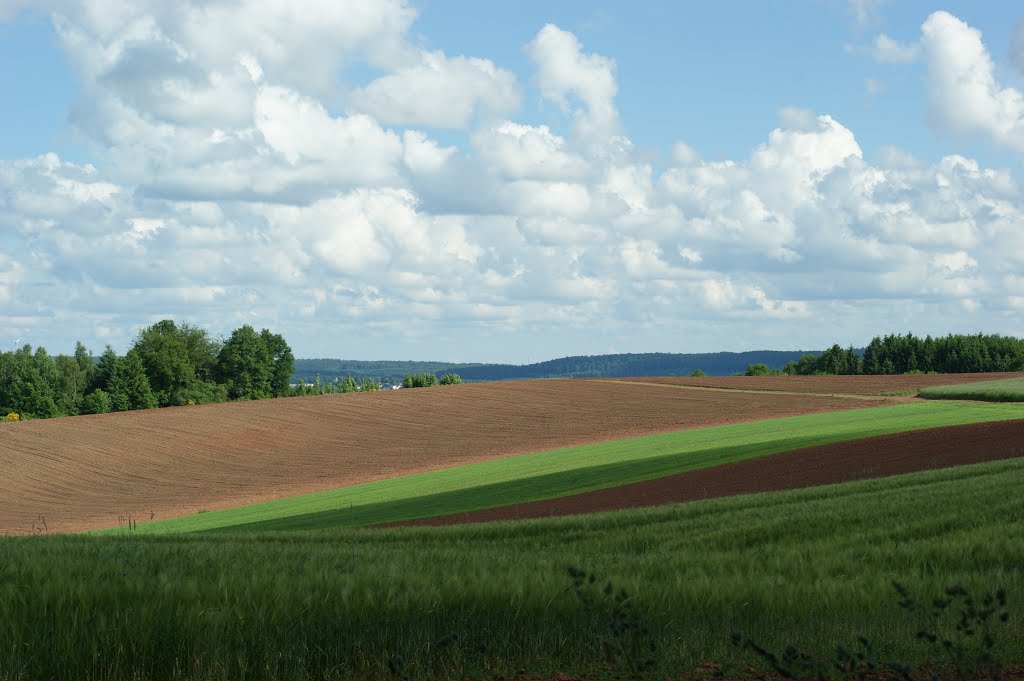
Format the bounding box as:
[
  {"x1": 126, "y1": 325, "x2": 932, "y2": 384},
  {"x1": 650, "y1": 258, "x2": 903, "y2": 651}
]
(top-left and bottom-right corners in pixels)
[
  {"x1": 3, "y1": 457, "x2": 1023, "y2": 680},
  {"x1": 920, "y1": 377, "x2": 1024, "y2": 402},
  {"x1": 115, "y1": 401, "x2": 1024, "y2": 533}
]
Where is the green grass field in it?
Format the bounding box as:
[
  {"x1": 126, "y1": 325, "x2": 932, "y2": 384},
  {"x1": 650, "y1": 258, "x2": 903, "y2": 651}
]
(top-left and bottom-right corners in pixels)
[
  {"x1": 3, "y1": 457, "x2": 1023, "y2": 680},
  {"x1": 113, "y1": 400, "x2": 1024, "y2": 534},
  {"x1": 919, "y1": 377, "x2": 1024, "y2": 402}
]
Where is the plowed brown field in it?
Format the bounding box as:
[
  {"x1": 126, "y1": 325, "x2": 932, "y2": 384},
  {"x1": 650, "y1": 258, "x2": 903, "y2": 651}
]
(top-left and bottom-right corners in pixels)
[
  {"x1": 619, "y1": 371, "x2": 1024, "y2": 395},
  {"x1": 391, "y1": 418, "x2": 1024, "y2": 527},
  {"x1": 0, "y1": 379, "x2": 887, "y2": 534}
]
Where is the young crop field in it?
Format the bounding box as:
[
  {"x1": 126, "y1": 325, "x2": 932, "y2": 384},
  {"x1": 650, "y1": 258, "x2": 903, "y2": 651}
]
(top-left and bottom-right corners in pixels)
[
  {"x1": 394, "y1": 417, "x2": 1024, "y2": 526},
  {"x1": 919, "y1": 376, "x2": 1024, "y2": 402},
  {"x1": 108, "y1": 400, "x2": 1024, "y2": 534},
  {"x1": 2, "y1": 458, "x2": 1022, "y2": 681},
  {"x1": 0, "y1": 379, "x2": 896, "y2": 534},
  {"x1": 621, "y1": 371, "x2": 1024, "y2": 395}
]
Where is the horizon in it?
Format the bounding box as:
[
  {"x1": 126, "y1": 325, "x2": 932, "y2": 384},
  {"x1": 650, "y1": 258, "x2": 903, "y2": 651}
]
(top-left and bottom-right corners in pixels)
[{"x1": 2, "y1": 1, "x2": 1024, "y2": 363}]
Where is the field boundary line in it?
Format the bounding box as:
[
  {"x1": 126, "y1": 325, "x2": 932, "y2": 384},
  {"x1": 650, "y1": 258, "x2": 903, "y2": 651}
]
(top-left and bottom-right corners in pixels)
[{"x1": 590, "y1": 378, "x2": 911, "y2": 401}]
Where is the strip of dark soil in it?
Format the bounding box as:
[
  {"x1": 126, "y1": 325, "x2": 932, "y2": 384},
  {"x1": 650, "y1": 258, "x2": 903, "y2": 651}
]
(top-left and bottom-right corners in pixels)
[{"x1": 388, "y1": 419, "x2": 1024, "y2": 528}]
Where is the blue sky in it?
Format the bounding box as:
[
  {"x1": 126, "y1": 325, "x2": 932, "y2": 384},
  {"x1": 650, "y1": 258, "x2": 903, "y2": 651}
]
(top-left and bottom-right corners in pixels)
[{"x1": 1, "y1": 0, "x2": 1024, "y2": 362}]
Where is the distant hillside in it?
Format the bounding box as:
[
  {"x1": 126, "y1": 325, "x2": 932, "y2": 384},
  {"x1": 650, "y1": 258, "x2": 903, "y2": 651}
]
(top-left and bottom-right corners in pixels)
[
  {"x1": 291, "y1": 359, "x2": 481, "y2": 384},
  {"x1": 292, "y1": 351, "x2": 816, "y2": 384}
]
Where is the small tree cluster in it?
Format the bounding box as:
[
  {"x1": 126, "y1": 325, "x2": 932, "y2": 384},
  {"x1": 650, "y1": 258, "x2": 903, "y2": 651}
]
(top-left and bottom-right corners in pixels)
[
  {"x1": 402, "y1": 372, "x2": 463, "y2": 388},
  {"x1": 403, "y1": 373, "x2": 439, "y2": 388},
  {"x1": 745, "y1": 363, "x2": 785, "y2": 377},
  {"x1": 0, "y1": 320, "x2": 294, "y2": 420},
  {"x1": 291, "y1": 375, "x2": 382, "y2": 395}
]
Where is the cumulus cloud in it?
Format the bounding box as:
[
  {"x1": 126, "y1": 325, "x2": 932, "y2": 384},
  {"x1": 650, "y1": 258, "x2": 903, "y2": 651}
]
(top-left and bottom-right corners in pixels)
[
  {"x1": 920, "y1": 11, "x2": 1024, "y2": 151},
  {"x1": 524, "y1": 23, "x2": 619, "y2": 141},
  {"x1": 253, "y1": 85, "x2": 402, "y2": 178},
  {"x1": 4, "y1": 3, "x2": 1024, "y2": 359},
  {"x1": 352, "y1": 51, "x2": 520, "y2": 128},
  {"x1": 471, "y1": 122, "x2": 590, "y2": 181},
  {"x1": 402, "y1": 131, "x2": 456, "y2": 175}
]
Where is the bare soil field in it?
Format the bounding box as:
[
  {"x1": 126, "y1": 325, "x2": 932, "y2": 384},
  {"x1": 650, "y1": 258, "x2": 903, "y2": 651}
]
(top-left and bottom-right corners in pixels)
[
  {"x1": 0, "y1": 380, "x2": 886, "y2": 534},
  {"x1": 392, "y1": 418, "x2": 1024, "y2": 527},
  {"x1": 618, "y1": 372, "x2": 1024, "y2": 395}
]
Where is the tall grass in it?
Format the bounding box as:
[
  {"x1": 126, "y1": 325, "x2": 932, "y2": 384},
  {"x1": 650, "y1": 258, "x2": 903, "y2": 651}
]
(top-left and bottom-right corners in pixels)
[
  {"x1": 919, "y1": 377, "x2": 1024, "y2": 402},
  {"x1": 109, "y1": 401, "x2": 1024, "y2": 533},
  {"x1": 4, "y1": 457, "x2": 1023, "y2": 680}
]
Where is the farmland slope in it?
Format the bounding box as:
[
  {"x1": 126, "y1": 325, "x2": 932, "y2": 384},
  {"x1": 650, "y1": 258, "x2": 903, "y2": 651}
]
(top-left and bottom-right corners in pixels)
[
  {"x1": 621, "y1": 371, "x2": 1024, "y2": 395},
  {"x1": 3, "y1": 457, "x2": 1024, "y2": 680},
  {"x1": 393, "y1": 418, "x2": 1024, "y2": 526},
  {"x1": 920, "y1": 376, "x2": 1024, "y2": 402},
  {"x1": 0, "y1": 379, "x2": 886, "y2": 534},
  {"x1": 116, "y1": 401, "x2": 1024, "y2": 534}
]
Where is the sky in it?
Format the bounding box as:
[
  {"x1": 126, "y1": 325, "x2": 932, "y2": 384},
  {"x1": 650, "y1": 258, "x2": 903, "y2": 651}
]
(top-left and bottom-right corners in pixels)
[{"x1": 1, "y1": 1, "x2": 1024, "y2": 363}]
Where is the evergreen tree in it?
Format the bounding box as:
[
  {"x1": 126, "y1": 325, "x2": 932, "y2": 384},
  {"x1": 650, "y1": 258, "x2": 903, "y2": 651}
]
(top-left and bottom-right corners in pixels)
[{"x1": 91, "y1": 346, "x2": 121, "y2": 394}]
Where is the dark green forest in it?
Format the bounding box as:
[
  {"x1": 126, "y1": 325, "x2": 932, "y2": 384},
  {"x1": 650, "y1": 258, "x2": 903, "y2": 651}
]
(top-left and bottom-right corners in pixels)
[
  {"x1": 763, "y1": 333, "x2": 1024, "y2": 376},
  {"x1": 0, "y1": 320, "x2": 294, "y2": 420}
]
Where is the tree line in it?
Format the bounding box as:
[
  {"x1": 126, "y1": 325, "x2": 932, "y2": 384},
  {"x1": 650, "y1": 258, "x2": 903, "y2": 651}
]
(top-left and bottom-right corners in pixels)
[
  {"x1": 1, "y1": 320, "x2": 294, "y2": 420},
  {"x1": 745, "y1": 333, "x2": 1024, "y2": 377},
  {"x1": 402, "y1": 372, "x2": 462, "y2": 388},
  {"x1": 291, "y1": 374, "x2": 381, "y2": 395},
  {"x1": 293, "y1": 351, "x2": 814, "y2": 384}
]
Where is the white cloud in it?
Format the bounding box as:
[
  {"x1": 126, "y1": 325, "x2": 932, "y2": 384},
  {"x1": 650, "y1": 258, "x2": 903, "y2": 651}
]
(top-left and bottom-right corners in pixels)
[
  {"x1": 471, "y1": 122, "x2": 590, "y2": 181},
  {"x1": 353, "y1": 51, "x2": 520, "y2": 128},
  {"x1": 848, "y1": 0, "x2": 890, "y2": 27},
  {"x1": 700, "y1": 279, "x2": 809, "y2": 319},
  {"x1": 931, "y1": 251, "x2": 977, "y2": 273},
  {"x1": 525, "y1": 23, "x2": 619, "y2": 141},
  {"x1": 6, "y1": 5, "x2": 1024, "y2": 359},
  {"x1": 868, "y1": 34, "x2": 920, "y2": 63},
  {"x1": 920, "y1": 11, "x2": 1024, "y2": 151},
  {"x1": 402, "y1": 131, "x2": 456, "y2": 175},
  {"x1": 671, "y1": 142, "x2": 700, "y2": 166},
  {"x1": 750, "y1": 113, "x2": 862, "y2": 209},
  {"x1": 679, "y1": 247, "x2": 702, "y2": 264},
  {"x1": 253, "y1": 85, "x2": 402, "y2": 181}
]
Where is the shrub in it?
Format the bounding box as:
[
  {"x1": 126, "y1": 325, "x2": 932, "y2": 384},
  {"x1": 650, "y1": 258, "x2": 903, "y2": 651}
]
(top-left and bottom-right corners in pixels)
[
  {"x1": 438, "y1": 373, "x2": 462, "y2": 385},
  {"x1": 688, "y1": 369, "x2": 706, "y2": 377},
  {"x1": 745, "y1": 363, "x2": 783, "y2": 376},
  {"x1": 4, "y1": 412, "x2": 19, "y2": 422},
  {"x1": 81, "y1": 389, "x2": 112, "y2": 415}
]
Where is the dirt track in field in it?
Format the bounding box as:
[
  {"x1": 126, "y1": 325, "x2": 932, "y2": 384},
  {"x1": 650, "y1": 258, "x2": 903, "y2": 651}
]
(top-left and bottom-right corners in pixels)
[
  {"x1": 390, "y1": 418, "x2": 1024, "y2": 528},
  {"x1": 620, "y1": 372, "x2": 1024, "y2": 395},
  {"x1": 0, "y1": 379, "x2": 890, "y2": 534}
]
